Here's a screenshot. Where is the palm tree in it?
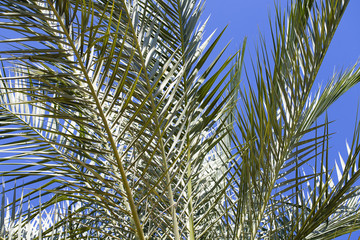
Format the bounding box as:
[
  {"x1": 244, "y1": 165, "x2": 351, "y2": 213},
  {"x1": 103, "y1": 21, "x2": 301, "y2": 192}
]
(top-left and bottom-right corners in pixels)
[{"x1": 0, "y1": 0, "x2": 360, "y2": 239}]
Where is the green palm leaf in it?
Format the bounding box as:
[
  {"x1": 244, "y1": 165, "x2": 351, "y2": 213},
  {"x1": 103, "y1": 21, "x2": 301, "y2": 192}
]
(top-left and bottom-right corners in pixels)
[
  {"x1": 0, "y1": 0, "x2": 360, "y2": 239},
  {"x1": 0, "y1": 0, "x2": 241, "y2": 239}
]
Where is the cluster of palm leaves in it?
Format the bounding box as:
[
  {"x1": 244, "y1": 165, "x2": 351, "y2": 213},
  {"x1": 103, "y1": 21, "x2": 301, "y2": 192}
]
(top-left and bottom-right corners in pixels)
[{"x1": 0, "y1": 0, "x2": 360, "y2": 239}]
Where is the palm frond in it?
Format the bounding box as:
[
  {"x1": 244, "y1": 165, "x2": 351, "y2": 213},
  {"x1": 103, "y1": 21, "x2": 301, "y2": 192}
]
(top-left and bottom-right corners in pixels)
[
  {"x1": 226, "y1": 0, "x2": 360, "y2": 239},
  {"x1": 0, "y1": 0, "x2": 360, "y2": 239},
  {"x1": 0, "y1": 0, "x2": 242, "y2": 239}
]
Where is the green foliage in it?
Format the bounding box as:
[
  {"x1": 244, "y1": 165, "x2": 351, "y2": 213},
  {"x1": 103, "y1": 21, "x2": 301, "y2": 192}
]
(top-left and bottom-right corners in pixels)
[{"x1": 0, "y1": 0, "x2": 359, "y2": 239}]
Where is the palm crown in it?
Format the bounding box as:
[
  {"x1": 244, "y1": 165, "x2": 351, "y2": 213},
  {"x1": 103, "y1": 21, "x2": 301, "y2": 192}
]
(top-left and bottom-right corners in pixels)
[{"x1": 0, "y1": 0, "x2": 360, "y2": 239}]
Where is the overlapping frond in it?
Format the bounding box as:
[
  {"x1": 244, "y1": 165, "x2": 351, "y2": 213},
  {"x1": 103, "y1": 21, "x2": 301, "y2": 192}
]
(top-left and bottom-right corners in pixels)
[
  {"x1": 0, "y1": 0, "x2": 241, "y2": 239},
  {"x1": 225, "y1": 0, "x2": 360, "y2": 239},
  {"x1": 0, "y1": 0, "x2": 360, "y2": 239}
]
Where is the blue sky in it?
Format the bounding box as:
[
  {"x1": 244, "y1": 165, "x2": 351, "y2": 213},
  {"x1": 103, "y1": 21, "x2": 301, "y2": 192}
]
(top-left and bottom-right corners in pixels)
[{"x1": 201, "y1": 1, "x2": 360, "y2": 239}]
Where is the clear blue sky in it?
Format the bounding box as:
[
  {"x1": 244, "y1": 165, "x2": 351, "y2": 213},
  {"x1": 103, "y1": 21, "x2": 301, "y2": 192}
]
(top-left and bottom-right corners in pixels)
[{"x1": 201, "y1": 1, "x2": 360, "y2": 239}]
